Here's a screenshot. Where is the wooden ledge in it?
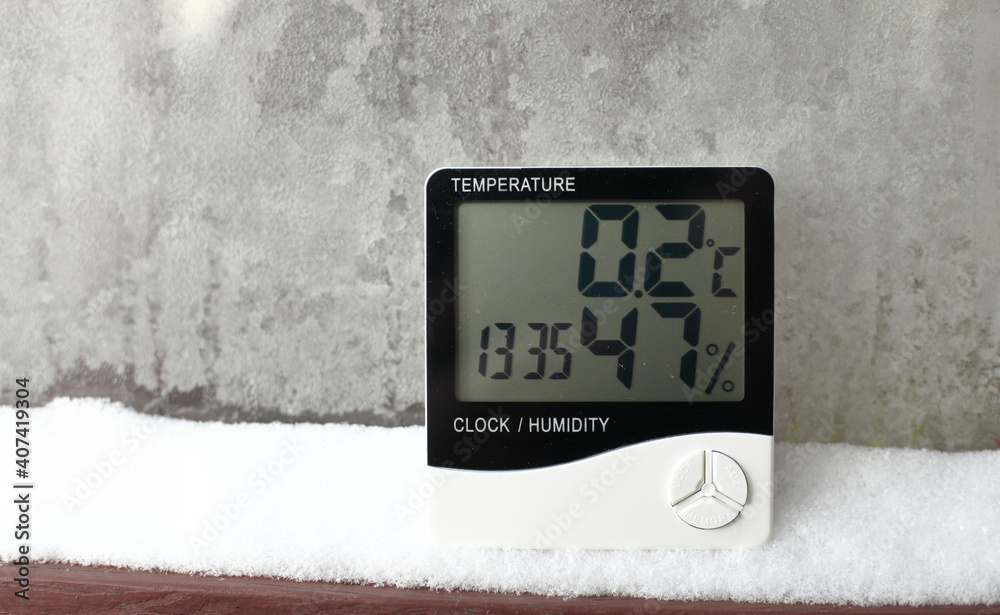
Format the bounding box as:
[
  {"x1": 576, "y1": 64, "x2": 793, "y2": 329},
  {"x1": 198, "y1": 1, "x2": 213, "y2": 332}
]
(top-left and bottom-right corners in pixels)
[{"x1": 7, "y1": 562, "x2": 993, "y2": 614}]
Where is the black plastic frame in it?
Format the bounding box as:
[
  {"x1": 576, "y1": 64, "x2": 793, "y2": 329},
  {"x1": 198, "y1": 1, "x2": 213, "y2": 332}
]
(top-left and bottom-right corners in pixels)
[{"x1": 426, "y1": 167, "x2": 774, "y2": 470}]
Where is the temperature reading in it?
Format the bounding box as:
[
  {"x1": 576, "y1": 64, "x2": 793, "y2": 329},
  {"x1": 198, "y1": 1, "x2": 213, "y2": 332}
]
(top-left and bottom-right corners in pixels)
[{"x1": 456, "y1": 200, "x2": 745, "y2": 402}]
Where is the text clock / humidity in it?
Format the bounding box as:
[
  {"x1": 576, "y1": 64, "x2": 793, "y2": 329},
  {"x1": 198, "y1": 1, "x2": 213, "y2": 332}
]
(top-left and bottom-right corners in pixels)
[{"x1": 425, "y1": 167, "x2": 774, "y2": 549}]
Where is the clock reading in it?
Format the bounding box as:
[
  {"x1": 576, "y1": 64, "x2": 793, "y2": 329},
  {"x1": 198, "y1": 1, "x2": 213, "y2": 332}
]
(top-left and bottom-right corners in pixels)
[{"x1": 456, "y1": 200, "x2": 746, "y2": 402}]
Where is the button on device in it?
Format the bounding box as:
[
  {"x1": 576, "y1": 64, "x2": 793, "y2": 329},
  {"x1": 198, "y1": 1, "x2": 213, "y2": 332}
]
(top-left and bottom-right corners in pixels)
[
  {"x1": 669, "y1": 450, "x2": 748, "y2": 530},
  {"x1": 668, "y1": 451, "x2": 705, "y2": 505},
  {"x1": 676, "y1": 495, "x2": 738, "y2": 530},
  {"x1": 712, "y1": 451, "x2": 748, "y2": 505}
]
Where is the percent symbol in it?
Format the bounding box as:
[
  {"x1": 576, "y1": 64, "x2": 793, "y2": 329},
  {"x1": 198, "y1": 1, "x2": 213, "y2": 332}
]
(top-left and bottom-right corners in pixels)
[{"x1": 705, "y1": 341, "x2": 736, "y2": 394}]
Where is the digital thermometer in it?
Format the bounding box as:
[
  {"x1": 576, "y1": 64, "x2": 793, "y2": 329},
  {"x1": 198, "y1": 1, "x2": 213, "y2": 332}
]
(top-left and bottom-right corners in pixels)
[{"x1": 425, "y1": 167, "x2": 774, "y2": 549}]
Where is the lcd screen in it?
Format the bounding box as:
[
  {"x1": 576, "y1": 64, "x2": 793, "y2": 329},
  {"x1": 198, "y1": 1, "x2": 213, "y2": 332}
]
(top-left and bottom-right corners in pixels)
[{"x1": 455, "y1": 200, "x2": 746, "y2": 402}]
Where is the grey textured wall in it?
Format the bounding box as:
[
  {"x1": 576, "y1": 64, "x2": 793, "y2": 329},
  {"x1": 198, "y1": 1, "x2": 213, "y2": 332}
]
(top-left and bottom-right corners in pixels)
[{"x1": 1, "y1": 1, "x2": 998, "y2": 449}]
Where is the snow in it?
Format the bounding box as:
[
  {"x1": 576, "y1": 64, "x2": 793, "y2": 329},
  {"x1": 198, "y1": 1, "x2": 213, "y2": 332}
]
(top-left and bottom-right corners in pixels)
[{"x1": 1, "y1": 397, "x2": 998, "y2": 606}]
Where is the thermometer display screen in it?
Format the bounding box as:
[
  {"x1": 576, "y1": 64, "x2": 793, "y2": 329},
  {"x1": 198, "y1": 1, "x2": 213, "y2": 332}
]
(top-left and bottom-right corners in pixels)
[{"x1": 456, "y1": 200, "x2": 745, "y2": 402}]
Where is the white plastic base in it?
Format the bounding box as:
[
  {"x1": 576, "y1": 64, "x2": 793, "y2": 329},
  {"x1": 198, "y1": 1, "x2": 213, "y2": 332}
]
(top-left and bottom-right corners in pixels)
[{"x1": 429, "y1": 432, "x2": 772, "y2": 549}]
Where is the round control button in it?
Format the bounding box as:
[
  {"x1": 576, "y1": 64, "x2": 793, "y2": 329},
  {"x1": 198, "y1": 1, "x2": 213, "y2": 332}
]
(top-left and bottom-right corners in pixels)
[
  {"x1": 668, "y1": 450, "x2": 705, "y2": 505},
  {"x1": 712, "y1": 451, "x2": 748, "y2": 505},
  {"x1": 676, "y1": 495, "x2": 739, "y2": 530},
  {"x1": 669, "y1": 450, "x2": 748, "y2": 530}
]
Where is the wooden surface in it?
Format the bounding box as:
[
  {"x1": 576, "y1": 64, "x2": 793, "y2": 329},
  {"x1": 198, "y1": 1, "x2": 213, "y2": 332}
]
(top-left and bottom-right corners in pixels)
[{"x1": 2, "y1": 563, "x2": 993, "y2": 614}]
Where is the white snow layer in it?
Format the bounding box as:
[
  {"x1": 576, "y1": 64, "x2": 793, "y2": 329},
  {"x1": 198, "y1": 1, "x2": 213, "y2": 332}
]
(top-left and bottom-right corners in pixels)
[{"x1": 1, "y1": 397, "x2": 998, "y2": 606}]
